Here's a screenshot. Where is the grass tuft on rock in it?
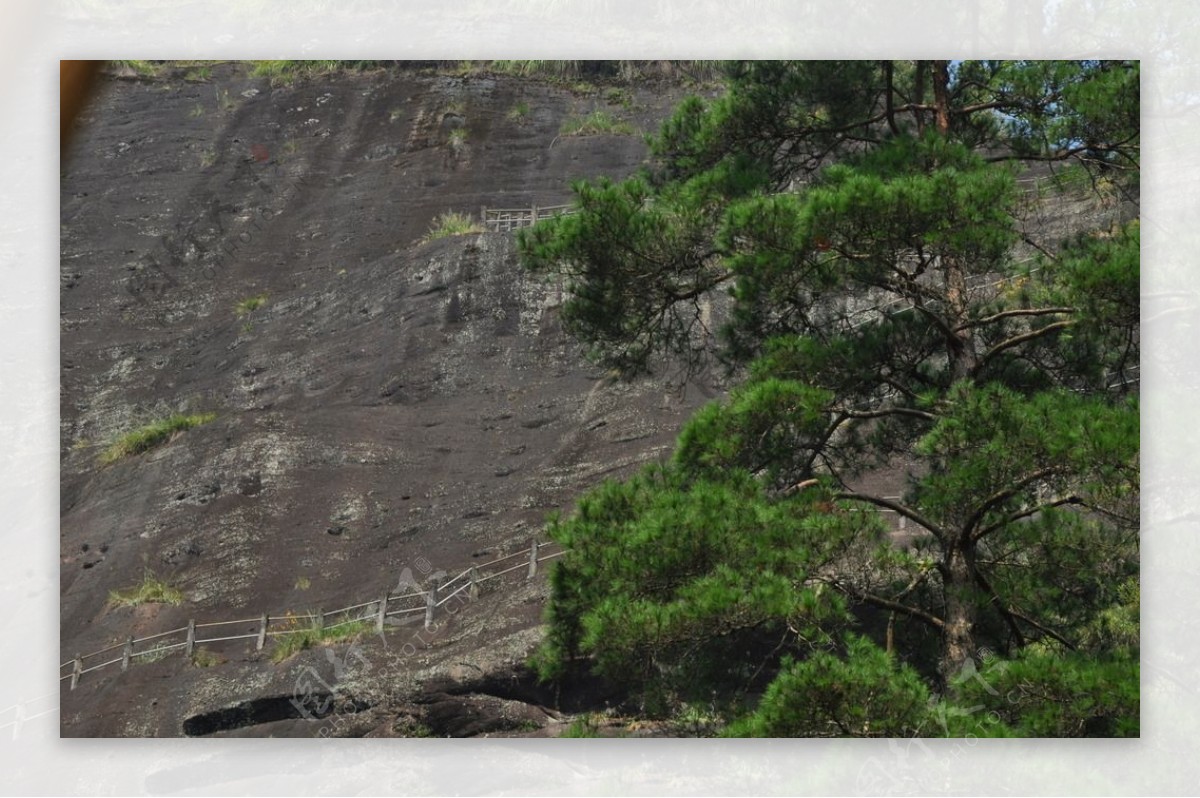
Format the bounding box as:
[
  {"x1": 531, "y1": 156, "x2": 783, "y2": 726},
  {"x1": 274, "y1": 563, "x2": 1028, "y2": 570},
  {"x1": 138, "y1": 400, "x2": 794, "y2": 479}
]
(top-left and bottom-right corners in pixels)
[
  {"x1": 112, "y1": 60, "x2": 159, "y2": 77},
  {"x1": 235, "y1": 294, "x2": 268, "y2": 317},
  {"x1": 108, "y1": 569, "x2": 184, "y2": 609},
  {"x1": 99, "y1": 412, "x2": 216, "y2": 465},
  {"x1": 271, "y1": 615, "x2": 373, "y2": 663},
  {"x1": 421, "y1": 211, "x2": 484, "y2": 244},
  {"x1": 506, "y1": 101, "x2": 531, "y2": 123},
  {"x1": 249, "y1": 60, "x2": 384, "y2": 85},
  {"x1": 559, "y1": 110, "x2": 636, "y2": 137},
  {"x1": 191, "y1": 648, "x2": 224, "y2": 668}
]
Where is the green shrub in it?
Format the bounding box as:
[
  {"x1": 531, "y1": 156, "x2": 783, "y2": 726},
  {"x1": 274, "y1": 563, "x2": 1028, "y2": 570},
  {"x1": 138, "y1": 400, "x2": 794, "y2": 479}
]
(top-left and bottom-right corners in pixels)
[
  {"x1": 560, "y1": 713, "x2": 602, "y2": 737},
  {"x1": 98, "y1": 412, "x2": 216, "y2": 464},
  {"x1": 604, "y1": 87, "x2": 633, "y2": 108},
  {"x1": 559, "y1": 110, "x2": 636, "y2": 137},
  {"x1": 723, "y1": 636, "x2": 935, "y2": 737},
  {"x1": 421, "y1": 211, "x2": 483, "y2": 244},
  {"x1": 529, "y1": 464, "x2": 864, "y2": 721},
  {"x1": 182, "y1": 63, "x2": 212, "y2": 82},
  {"x1": 447, "y1": 128, "x2": 468, "y2": 155},
  {"x1": 108, "y1": 569, "x2": 185, "y2": 609},
  {"x1": 946, "y1": 649, "x2": 1140, "y2": 737},
  {"x1": 671, "y1": 702, "x2": 722, "y2": 737}
]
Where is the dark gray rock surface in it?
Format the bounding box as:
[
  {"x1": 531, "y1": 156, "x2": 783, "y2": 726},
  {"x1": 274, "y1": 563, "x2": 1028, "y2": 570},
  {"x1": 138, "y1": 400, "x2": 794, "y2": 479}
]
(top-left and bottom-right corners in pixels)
[{"x1": 60, "y1": 63, "x2": 721, "y2": 736}]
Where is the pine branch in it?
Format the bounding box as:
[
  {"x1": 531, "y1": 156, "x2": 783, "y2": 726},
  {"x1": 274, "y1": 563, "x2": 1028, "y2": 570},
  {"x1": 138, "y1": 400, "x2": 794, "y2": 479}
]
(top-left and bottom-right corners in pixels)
[
  {"x1": 972, "y1": 494, "x2": 1082, "y2": 542},
  {"x1": 818, "y1": 577, "x2": 945, "y2": 630},
  {"x1": 955, "y1": 307, "x2": 1076, "y2": 332},
  {"x1": 962, "y1": 467, "x2": 1059, "y2": 540},
  {"x1": 835, "y1": 492, "x2": 948, "y2": 542},
  {"x1": 1006, "y1": 607, "x2": 1077, "y2": 651},
  {"x1": 839, "y1": 406, "x2": 937, "y2": 422},
  {"x1": 972, "y1": 568, "x2": 1026, "y2": 649},
  {"x1": 977, "y1": 320, "x2": 1075, "y2": 370}
]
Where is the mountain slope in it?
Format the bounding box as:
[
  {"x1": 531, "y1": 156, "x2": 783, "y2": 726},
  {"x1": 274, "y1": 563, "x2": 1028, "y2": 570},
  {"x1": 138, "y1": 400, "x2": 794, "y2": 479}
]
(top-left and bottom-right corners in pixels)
[{"x1": 59, "y1": 63, "x2": 717, "y2": 737}]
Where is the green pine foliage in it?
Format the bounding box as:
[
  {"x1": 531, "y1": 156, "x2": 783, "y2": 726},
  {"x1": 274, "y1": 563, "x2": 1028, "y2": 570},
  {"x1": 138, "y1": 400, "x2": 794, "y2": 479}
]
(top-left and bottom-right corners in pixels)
[
  {"x1": 521, "y1": 60, "x2": 1139, "y2": 736},
  {"x1": 945, "y1": 649, "x2": 1139, "y2": 737},
  {"x1": 532, "y1": 466, "x2": 876, "y2": 711},
  {"x1": 724, "y1": 635, "x2": 936, "y2": 738}
]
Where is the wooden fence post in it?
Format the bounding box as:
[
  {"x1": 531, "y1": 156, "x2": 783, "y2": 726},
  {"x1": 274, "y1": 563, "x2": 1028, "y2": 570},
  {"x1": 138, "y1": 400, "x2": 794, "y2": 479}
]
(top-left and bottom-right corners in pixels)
[
  {"x1": 481, "y1": 205, "x2": 487, "y2": 226},
  {"x1": 425, "y1": 579, "x2": 439, "y2": 630},
  {"x1": 121, "y1": 636, "x2": 133, "y2": 672},
  {"x1": 256, "y1": 613, "x2": 268, "y2": 651},
  {"x1": 527, "y1": 538, "x2": 538, "y2": 579},
  {"x1": 469, "y1": 567, "x2": 480, "y2": 601},
  {"x1": 376, "y1": 593, "x2": 389, "y2": 635},
  {"x1": 185, "y1": 620, "x2": 196, "y2": 657},
  {"x1": 70, "y1": 655, "x2": 82, "y2": 690},
  {"x1": 531, "y1": 203, "x2": 539, "y2": 226},
  {"x1": 314, "y1": 608, "x2": 324, "y2": 631}
]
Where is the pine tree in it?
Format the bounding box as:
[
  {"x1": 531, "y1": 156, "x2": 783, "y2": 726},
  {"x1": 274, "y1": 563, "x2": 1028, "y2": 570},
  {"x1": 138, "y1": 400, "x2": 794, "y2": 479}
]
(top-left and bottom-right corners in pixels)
[{"x1": 520, "y1": 60, "x2": 1139, "y2": 734}]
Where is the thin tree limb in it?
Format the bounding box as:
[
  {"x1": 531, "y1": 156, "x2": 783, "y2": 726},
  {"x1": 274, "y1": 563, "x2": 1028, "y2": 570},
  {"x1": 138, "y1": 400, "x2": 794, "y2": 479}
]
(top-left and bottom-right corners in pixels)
[
  {"x1": 977, "y1": 320, "x2": 1075, "y2": 370},
  {"x1": 972, "y1": 495, "x2": 1082, "y2": 542},
  {"x1": 835, "y1": 492, "x2": 949, "y2": 543},
  {"x1": 819, "y1": 577, "x2": 946, "y2": 630},
  {"x1": 972, "y1": 568, "x2": 1027, "y2": 650},
  {"x1": 1007, "y1": 607, "x2": 1077, "y2": 651},
  {"x1": 955, "y1": 307, "x2": 1076, "y2": 332},
  {"x1": 839, "y1": 406, "x2": 937, "y2": 422},
  {"x1": 962, "y1": 467, "x2": 1059, "y2": 540}
]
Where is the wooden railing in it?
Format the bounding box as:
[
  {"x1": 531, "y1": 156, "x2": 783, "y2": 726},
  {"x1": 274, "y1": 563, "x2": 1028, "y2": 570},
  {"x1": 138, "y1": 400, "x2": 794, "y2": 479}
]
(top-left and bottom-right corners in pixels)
[
  {"x1": 481, "y1": 203, "x2": 574, "y2": 232},
  {"x1": 61, "y1": 539, "x2": 565, "y2": 689}
]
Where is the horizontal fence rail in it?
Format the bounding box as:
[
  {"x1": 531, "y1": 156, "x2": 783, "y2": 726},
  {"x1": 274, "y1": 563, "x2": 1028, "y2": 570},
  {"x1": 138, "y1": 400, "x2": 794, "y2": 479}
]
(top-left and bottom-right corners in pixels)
[{"x1": 62, "y1": 539, "x2": 564, "y2": 689}]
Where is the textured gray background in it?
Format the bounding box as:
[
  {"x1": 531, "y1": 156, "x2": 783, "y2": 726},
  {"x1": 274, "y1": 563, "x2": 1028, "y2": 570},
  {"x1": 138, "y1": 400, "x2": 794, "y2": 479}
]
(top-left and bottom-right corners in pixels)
[{"x1": 0, "y1": 0, "x2": 1193, "y2": 793}]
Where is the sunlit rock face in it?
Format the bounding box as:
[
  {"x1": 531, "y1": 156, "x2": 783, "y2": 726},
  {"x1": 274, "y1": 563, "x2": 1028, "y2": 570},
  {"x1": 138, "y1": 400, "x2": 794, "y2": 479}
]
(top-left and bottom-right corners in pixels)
[{"x1": 60, "y1": 63, "x2": 720, "y2": 737}]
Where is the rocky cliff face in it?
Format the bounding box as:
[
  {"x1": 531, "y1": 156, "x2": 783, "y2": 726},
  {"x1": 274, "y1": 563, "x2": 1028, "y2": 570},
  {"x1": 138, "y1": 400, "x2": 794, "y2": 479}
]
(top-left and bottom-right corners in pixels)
[{"x1": 60, "y1": 63, "x2": 718, "y2": 736}]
